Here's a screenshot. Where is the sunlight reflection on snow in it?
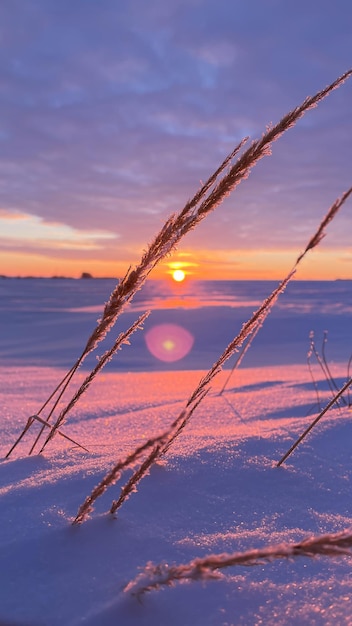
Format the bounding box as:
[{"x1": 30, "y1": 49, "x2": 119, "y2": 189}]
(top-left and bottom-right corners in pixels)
[{"x1": 145, "y1": 323, "x2": 194, "y2": 362}]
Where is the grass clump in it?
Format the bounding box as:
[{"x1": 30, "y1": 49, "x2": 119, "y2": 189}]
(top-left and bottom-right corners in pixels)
[
  {"x1": 73, "y1": 186, "x2": 352, "y2": 523},
  {"x1": 6, "y1": 68, "x2": 352, "y2": 461}
]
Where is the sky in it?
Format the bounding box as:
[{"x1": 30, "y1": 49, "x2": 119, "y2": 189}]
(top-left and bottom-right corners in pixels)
[{"x1": 0, "y1": 0, "x2": 351, "y2": 280}]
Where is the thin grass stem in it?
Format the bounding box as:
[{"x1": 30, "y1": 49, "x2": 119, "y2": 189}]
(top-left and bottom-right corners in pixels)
[
  {"x1": 307, "y1": 331, "x2": 322, "y2": 412},
  {"x1": 38, "y1": 311, "x2": 150, "y2": 454},
  {"x1": 219, "y1": 186, "x2": 352, "y2": 395},
  {"x1": 277, "y1": 376, "x2": 352, "y2": 466},
  {"x1": 28, "y1": 361, "x2": 83, "y2": 455},
  {"x1": 347, "y1": 354, "x2": 352, "y2": 406}
]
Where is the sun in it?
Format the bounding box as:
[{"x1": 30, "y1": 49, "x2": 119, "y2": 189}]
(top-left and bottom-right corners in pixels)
[{"x1": 172, "y1": 269, "x2": 186, "y2": 282}]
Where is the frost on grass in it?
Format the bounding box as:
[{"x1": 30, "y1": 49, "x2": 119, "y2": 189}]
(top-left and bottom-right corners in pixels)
[{"x1": 125, "y1": 529, "x2": 352, "y2": 598}]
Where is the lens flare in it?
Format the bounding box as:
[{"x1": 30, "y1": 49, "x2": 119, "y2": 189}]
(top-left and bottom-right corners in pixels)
[{"x1": 145, "y1": 323, "x2": 194, "y2": 362}]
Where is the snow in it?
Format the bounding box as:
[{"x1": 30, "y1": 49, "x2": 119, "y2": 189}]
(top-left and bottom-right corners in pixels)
[{"x1": 0, "y1": 278, "x2": 351, "y2": 625}]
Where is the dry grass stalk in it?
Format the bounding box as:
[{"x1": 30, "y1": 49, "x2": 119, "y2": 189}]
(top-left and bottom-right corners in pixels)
[
  {"x1": 219, "y1": 186, "x2": 352, "y2": 394},
  {"x1": 7, "y1": 69, "x2": 351, "y2": 459},
  {"x1": 28, "y1": 414, "x2": 89, "y2": 452},
  {"x1": 73, "y1": 434, "x2": 169, "y2": 524},
  {"x1": 5, "y1": 414, "x2": 88, "y2": 458},
  {"x1": 5, "y1": 366, "x2": 79, "y2": 459},
  {"x1": 307, "y1": 330, "x2": 346, "y2": 409},
  {"x1": 321, "y1": 330, "x2": 345, "y2": 397},
  {"x1": 307, "y1": 331, "x2": 323, "y2": 411},
  {"x1": 277, "y1": 375, "x2": 352, "y2": 466},
  {"x1": 124, "y1": 527, "x2": 352, "y2": 597}
]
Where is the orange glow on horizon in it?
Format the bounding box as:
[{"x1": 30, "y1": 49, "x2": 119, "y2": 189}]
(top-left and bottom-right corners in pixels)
[{"x1": 0, "y1": 247, "x2": 351, "y2": 281}]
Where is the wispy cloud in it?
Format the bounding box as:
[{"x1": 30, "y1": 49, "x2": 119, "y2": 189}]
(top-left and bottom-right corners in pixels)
[{"x1": 0, "y1": 211, "x2": 117, "y2": 250}]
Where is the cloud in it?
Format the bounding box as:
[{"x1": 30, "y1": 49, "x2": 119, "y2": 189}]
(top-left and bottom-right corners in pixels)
[{"x1": 0, "y1": 210, "x2": 117, "y2": 251}]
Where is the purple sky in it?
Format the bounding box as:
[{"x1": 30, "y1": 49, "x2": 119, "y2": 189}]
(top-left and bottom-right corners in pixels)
[{"x1": 0, "y1": 0, "x2": 351, "y2": 278}]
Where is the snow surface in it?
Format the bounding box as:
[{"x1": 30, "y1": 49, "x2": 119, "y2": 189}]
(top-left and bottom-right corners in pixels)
[{"x1": 0, "y1": 279, "x2": 351, "y2": 625}]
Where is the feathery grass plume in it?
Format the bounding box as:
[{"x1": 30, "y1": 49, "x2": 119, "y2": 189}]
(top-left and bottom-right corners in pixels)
[
  {"x1": 73, "y1": 272, "x2": 293, "y2": 523},
  {"x1": 277, "y1": 375, "x2": 352, "y2": 466},
  {"x1": 73, "y1": 435, "x2": 165, "y2": 524},
  {"x1": 219, "y1": 186, "x2": 352, "y2": 395},
  {"x1": 7, "y1": 69, "x2": 351, "y2": 460},
  {"x1": 73, "y1": 400, "x2": 208, "y2": 524},
  {"x1": 124, "y1": 527, "x2": 352, "y2": 597}
]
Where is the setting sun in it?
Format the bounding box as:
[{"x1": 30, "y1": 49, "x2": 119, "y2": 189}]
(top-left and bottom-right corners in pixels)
[{"x1": 172, "y1": 269, "x2": 186, "y2": 282}]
